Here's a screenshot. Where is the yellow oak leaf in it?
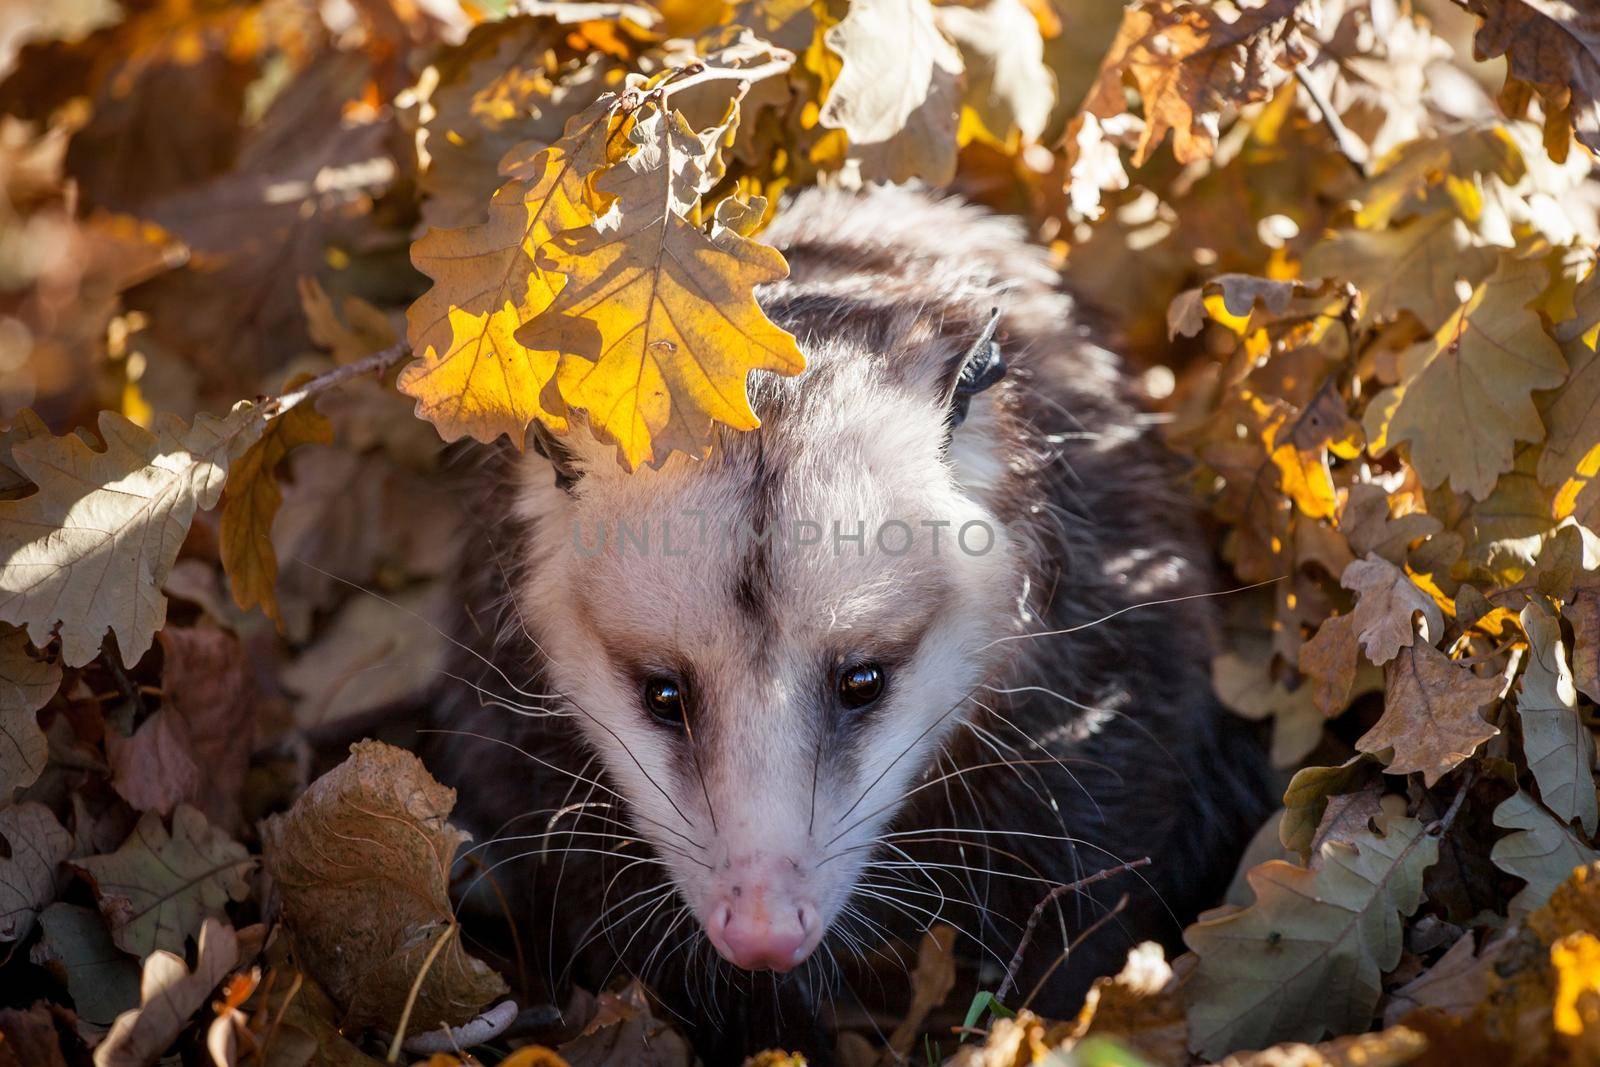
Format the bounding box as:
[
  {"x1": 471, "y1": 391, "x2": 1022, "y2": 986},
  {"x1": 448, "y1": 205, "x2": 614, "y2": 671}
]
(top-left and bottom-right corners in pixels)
[
  {"x1": 518, "y1": 104, "x2": 805, "y2": 470},
  {"x1": 1365, "y1": 253, "x2": 1568, "y2": 501},
  {"x1": 219, "y1": 388, "x2": 333, "y2": 628},
  {"x1": 400, "y1": 98, "x2": 618, "y2": 446},
  {"x1": 1355, "y1": 639, "x2": 1502, "y2": 787},
  {"x1": 1080, "y1": 0, "x2": 1310, "y2": 167},
  {"x1": 817, "y1": 0, "x2": 962, "y2": 184}
]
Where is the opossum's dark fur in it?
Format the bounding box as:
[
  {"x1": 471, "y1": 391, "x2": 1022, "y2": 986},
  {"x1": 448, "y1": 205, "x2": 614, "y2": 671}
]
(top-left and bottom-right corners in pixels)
[{"x1": 424, "y1": 186, "x2": 1271, "y2": 1064}]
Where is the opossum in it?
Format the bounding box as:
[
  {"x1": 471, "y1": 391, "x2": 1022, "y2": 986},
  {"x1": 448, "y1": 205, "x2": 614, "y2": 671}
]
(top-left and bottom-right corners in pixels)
[{"x1": 426, "y1": 185, "x2": 1271, "y2": 1064}]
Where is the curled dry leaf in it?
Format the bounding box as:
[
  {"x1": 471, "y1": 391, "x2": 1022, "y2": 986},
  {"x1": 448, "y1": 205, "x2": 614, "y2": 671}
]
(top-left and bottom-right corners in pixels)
[
  {"x1": 0, "y1": 408, "x2": 264, "y2": 668},
  {"x1": 0, "y1": 623, "x2": 56, "y2": 800},
  {"x1": 71, "y1": 804, "x2": 252, "y2": 959},
  {"x1": 1081, "y1": 0, "x2": 1311, "y2": 167},
  {"x1": 94, "y1": 917, "x2": 238, "y2": 1067},
  {"x1": 1184, "y1": 818, "x2": 1439, "y2": 1059},
  {"x1": 557, "y1": 980, "x2": 692, "y2": 1067},
  {"x1": 0, "y1": 801, "x2": 70, "y2": 943},
  {"x1": 1354, "y1": 640, "x2": 1502, "y2": 787},
  {"x1": 261, "y1": 739, "x2": 507, "y2": 1033}
]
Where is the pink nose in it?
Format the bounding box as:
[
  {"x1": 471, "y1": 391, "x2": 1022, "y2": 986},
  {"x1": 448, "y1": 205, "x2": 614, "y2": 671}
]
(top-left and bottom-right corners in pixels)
[{"x1": 706, "y1": 887, "x2": 819, "y2": 971}]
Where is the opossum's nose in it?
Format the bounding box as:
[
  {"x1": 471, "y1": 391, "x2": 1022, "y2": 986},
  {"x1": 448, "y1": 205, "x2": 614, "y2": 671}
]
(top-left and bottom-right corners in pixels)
[{"x1": 704, "y1": 857, "x2": 820, "y2": 971}]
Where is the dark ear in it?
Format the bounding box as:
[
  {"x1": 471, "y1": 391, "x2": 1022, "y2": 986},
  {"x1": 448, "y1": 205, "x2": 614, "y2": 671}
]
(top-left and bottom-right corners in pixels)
[
  {"x1": 528, "y1": 424, "x2": 580, "y2": 492},
  {"x1": 940, "y1": 307, "x2": 1007, "y2": 429}
]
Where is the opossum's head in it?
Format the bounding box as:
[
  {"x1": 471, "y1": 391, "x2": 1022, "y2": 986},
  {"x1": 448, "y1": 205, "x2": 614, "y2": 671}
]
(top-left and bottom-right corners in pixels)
[{"x1": 511, "y1": 313, "x2": 1023, "y2": 972}]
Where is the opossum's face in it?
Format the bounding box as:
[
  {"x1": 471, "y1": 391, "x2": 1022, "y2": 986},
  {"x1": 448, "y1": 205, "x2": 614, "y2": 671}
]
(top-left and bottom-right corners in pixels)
[{"x1": 512, "y1": 339, "x2": 1020, "y2": 973}]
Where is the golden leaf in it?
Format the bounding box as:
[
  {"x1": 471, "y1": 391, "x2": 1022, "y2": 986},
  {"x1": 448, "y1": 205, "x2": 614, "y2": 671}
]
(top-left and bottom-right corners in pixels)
[
  {"x1": 519, "y1": 104, "x2": 805, "y2": 469},
  {"x1": 400, "y1": 99, "x2": 617, "y2": 446},
  {"x1": 1468, "y1": 0, "x2": 1600, "y2": 161},
  {"x1": 219, "y1": 388, "x2": 333, "y2": 627}
]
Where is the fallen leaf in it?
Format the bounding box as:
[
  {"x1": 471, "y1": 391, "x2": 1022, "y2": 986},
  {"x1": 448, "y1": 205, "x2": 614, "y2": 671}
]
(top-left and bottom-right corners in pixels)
[
  {"x1": 105, "y1": 707, "x2": 200, "y2": 822},
  {"x1": 220, "y1": 390, "x2": 334, "y2": 628},
  {"x1": 1280, "y1": 756, "x2": 1377, "y2": 859},
  {"x1": 29, "y1": 902, "x2": 141, "y2": 1030},
  {"x1": 1383, "y1": 932, "x2": 1498, "y2": 1027},
  {"x1": 1365, "y1": 253, "x2": 1569, "y2": 501},
  {"x1": 1081, "y1": 0, "x2": 1311, "y2": 166},
  {"x1": 886, "y1": 925, "x2": 956, "y2": 1057},
  {"x1": 1355, "y1": 640, "x2": 1502, "y2": 786},
  {"x1": 0, "y1": 802, "x2": 70, "y2": 942},
  {"x1": 1184, "y1": 817, "x2": 1440, "y2": 1058},
  {"x1": 558, "y1": 981, "x2": 692, "y2": 1067},
  {"x1": 261, "y1": 740, "x2": 507, "y2": 1032},
  {"x1": 1214, "y1": 1025, "x2": 1427, "y2": 1066},
  {"x1": 0, "y1": 408, "x2": 264, "y2": 667},
  {"x1": 1301, "y1": 213, "x2": 1496, "y2": 333},
  {"x1": 522, "y1": 104, "x2": 806, "y2": 469},
  {"x1": 1339, "y1": 484, "x2": 1444, "y2": 565},
  {"x1": 94, "y1": 917, "x2": 238, "y2": 1067},
  {"x1": 72, "y1": 805, "x2": 252, "y2": 958},
  {"x1": 1516, "y1": 602, "x2": 1598, "y2": 835},
  {"x1": 0, "y1": 623, "x2": 55, "y2": 800},
  {"x1": 818, "y1": 0, "x2": 962, "y2": 183},
  {"x1": 1573, "y1": 587, "x2": 1600, "y2": 703},
  {"x1": 1070, "y1": 941, "x2": 1188, "y2": 1067},
  {"x1": 1298, "y1": 614, "x2": 1360, "y2": 718},
  {"x1": 0, "y1": 1004, "x2": 71, "y2": 1067},
  {"x1": 1492, "y1": 790, "x2": 1600, "y2": 917},
  {"x1": 1343, "y1": 554, "x2": 1446, "y2": 666},
  {"x1": 1539, "y1": 260, "x2": 1600, "y2": 515}
]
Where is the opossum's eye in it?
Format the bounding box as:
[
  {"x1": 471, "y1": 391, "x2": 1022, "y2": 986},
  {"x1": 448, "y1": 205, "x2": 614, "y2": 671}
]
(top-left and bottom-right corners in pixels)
[
  {"x1": 942, "y1": 308, "x2": 1006, "y2": 429},
  {"x1": 643, "y1": 676, "x2": 687, "y2": 727},
  {"x1": 837, "y1": 663, "x2": 885, "y2": 711}
]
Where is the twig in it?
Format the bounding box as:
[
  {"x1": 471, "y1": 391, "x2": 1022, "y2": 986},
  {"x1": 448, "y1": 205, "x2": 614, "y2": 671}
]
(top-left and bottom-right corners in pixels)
[
  {"x1": 1293, "y1": 65, "x2": 1368, "y2": 180},
  {"x1": 1428, "y1": 767, "x2": 1477, "y2": 838},
  {"x1": 993, "y1": 856, "x2": 1151, "y2": 1003},
  {"x1": 1021, "y1": 893, "x2": 1132, "y2": 1012},
  {"x1": 272, "y1": 340, "x2": 411, "y2": 417},
  {"x1": 387, "y1": 922, "x2": 458, "y2": 1062}
]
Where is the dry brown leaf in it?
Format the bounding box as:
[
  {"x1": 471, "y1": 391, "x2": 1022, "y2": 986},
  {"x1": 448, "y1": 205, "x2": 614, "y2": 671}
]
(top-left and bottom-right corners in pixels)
[
  {"x1": 1070, "y1": 941, "x2": 1189, "y2": 1066},
  {"x1": 1339, "y1": 484, "x2": 1444, "y2": 564},
  {"x1": 1384, "y1": 933, "x2": 1500, "y2": 1027},
  {"x1": 1467, "y1": 0, "x2": 1600, "y2": 160},
  {"x1": 818, "y1": 0, "x2": 962, "y2": 183},
  {"x1": 1516, "y1": 601, "x2": 1598, "y2": 835},
  {"x1": 0, "y1": 1004, "x2": 71, "y2": 1067},
  {"x1": 261, "y1": 740, "x2": 507, "y2": 1033},
  {"x1": 1343, "y1": 554, "x2": 1446, "y2": 666},
  {"x1": 885, "y1": 925, "x2": 956, "y2": 1058},
  {"x1": 0, "y1": 801, "x2": 70, "y2": 943},
  {"x1": 220, "y1": 389, "x2": 334, "y2": 628},
  {"x1": 1081, "y1": 0, "x2": 1311, "y2": 167},
  {"x1": 558, "y1": 980, "x2": 692, "y2": 1067},
  {"x1": 0, "y1": 623, "x2": 55, "y2": 800},
  {"x1": 1214, "y1": 1025, "x2": 1427, "y2": 1066},
  {"x1": 94, "y1": 917, "x2": 238, "y2": 1067},
  {"x1": 71, "y1": 805, "x2": 252, "y2": 959},
  {"x1": 1356, "y1": 640, "x2": 1502, "y2": 786},
  {"x1": 1573, "y1": 586, "x2": 1600, "y2": 703},
  {"x1": 1365, "y1": 253, "x2": 1568, "y2": 501}
]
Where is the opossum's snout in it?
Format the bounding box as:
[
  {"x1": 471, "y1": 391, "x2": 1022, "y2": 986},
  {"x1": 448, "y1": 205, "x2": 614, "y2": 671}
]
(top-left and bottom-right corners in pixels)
[{"x1": 702, "y1": 853, "x2": 822, "y2": 971}]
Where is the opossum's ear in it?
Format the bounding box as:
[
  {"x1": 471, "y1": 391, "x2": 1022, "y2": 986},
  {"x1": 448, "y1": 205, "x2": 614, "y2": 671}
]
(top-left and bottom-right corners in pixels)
[
  {"x1": 940, "y1": 307, "x2": 1007, "y2": 429},
  {"x1": 528, "y1": 424, "x2": 580, "y2": 493}
]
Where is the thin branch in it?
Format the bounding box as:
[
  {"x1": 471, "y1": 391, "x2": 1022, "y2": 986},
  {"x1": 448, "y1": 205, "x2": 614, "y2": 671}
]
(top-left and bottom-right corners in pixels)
[
  {"x1": 1021, "y1": 892, "x2": 1132, "y2": 1012},
  {"x1": 1294, "y1": 65, "x2": 1368, "y2": 180},
  {"x1": 1428, "y1": 767, "x2": 1477, "y2": 838},
  {"x1": 272, "y1": 340, "x2": 411, "y2": 417},
  {"x1": 993, "y1": 856, "x2": 1152, "y2": 1003}
]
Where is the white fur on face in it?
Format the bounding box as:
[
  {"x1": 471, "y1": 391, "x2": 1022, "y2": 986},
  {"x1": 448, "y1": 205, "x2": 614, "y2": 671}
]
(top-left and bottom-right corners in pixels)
[{"x1": 508, "y1": 357, "x2": 1021, "y2": 965}]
